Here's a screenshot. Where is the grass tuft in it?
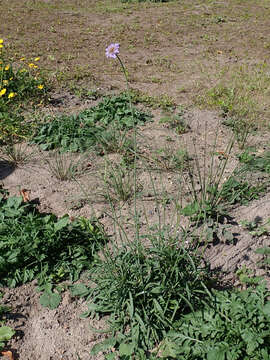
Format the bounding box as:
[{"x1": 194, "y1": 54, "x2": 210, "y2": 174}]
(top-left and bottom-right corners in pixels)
[{"x1": 85, "y1": 233, "x2": 213, "y2": 357}]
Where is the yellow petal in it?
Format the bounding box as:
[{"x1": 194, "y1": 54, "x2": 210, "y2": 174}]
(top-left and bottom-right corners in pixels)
[{"x1": 0, "y1": 88, "x2": 7, "y2": 96}]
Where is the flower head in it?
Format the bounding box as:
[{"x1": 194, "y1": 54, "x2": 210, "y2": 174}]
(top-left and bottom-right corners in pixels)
[
  {"x1": 37, "y1": 84, "x2": 44, "y2": 90},
  {"x1": 8, "y1": 92, "x2": 15, "y2": 99},
  {"x1": 4, "y1": 65, "x2": 10, "y2": 71},
  {"x1": 34, "y1": 57, "x2": 40, "y2": 61},
  {"x1": 105, "y1": 43, "x2": 120, "y2": 59},
  {"x1": 0, "y1": 88, "x2": 7, "y2": 96}
]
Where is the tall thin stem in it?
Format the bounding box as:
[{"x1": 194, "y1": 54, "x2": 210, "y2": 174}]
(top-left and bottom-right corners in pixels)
[{"x1": 116, "y1": 54, "x2": 140, "y2": 245}]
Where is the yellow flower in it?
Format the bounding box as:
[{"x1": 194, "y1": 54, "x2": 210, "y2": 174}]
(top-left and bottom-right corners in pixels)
[
  {"x1": 4, "y1": 65, "x2": 10, "y2": 71},
  {"x1": 0, "y1": 39, "x2": 3, "y2": 44},
  {"x1": 20, "y1": 57, "x2": 26, "y2": 61},
  {"x1": 34, "y1": 57, "x2": 40, "y2": 61},
  {"x1": 0, "y1": 88, "x2": 7, "y2": 96},
  {"x1": 28, "y1": 63, "x2": 35, "y2": 68},
  {"x1": 0, "y1": 45, "x2": 3, "y2": 49},
  {"x1": 3, "y1": 80, "x2": 8, "y2": 85},
  {"x1": 37, "y1": 84, "x2": 44, "y2": 90},
  {"x1": 9, "y1": 77, "x2": 13, "y2": 80},
  {"x1": 8, "y1": 92, "x2": 15, "y2": 99}
]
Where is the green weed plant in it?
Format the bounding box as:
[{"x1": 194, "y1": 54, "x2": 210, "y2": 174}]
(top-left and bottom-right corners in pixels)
[
  {"x1": 31, "y1": 93, "x2": 152, "y2": 153},
  {"x1": 220, "y1": 175, "x2": 266, "y2": 205},
  {"x1": 0, "y1": 302, "x2": 14, "y2": 352},
  {"x1": 162, "y1": 284, "x2": 270, "y2": 360},
  {"x1": 0, "y1": 188, "x2": 107, "y2": 287},
  {"x1": 238, "y1": 149, "x2": 270, "y2": 174},
  {"x1": 150, "y1": 147, "x2": 189, "y2": 172},
  {"x1": 159, "y1": 106, "x2": 190, "y2": 135}
]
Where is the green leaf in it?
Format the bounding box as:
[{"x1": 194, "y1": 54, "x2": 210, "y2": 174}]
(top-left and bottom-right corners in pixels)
[
  {"x1": 255, "y1": 247, "x2": 270, "y2": 255},
  {"x1": 262, "y1": 302, "x2": 270, "y2": 316},
  {"x1": 127, "y1": 291, "x2": 134, "y2": 318},
  {"x1": 0, "y1": 326, "x2": 15, "y2": 342},
  {"x1": 150, "y1": 286, "x2": 162, "y2": 294},
  {"x1": 40, "y1": 290, "x2": 62, "y2": 309},
  {"x1": 119, "y1": 343, "x2": 134, "y2": 356},
  {"x1": 207, "y1": 348, "x2": 226, "y2": 360},
  {"x1": 223, "y1": 230, "x2": 234, "y2": 242},
  {"x1": 161, "y1": 340, "x2": 179, "y2": 358},
  {"x1": 90, "y1": 337, "x2": 116, "y2": 355},
  {"x1": 6, "y1": 196, "x2": 23, "y2": 209},
  {"x1": 69, "y1": 283, "x2": 90, "y2": 297},
  {"x1": 180, "y1": 202, "x2": 199, "y2": 216},
  {"x1": 54, "y1": 215, "x2": 69, "y2": 231},
  {"x1": 105, "y1": 353, "x2": 116, "y2": 360}
]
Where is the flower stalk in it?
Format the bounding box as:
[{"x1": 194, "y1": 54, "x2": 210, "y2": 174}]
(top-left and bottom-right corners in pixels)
[{"x1": 106, "y1": 43, "x2": 140, "y2": 244}]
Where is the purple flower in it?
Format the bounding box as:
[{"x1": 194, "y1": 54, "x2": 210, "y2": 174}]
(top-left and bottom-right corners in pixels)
[{"x1": 105, "y1": 43, "x2": 120, "y2": 59}]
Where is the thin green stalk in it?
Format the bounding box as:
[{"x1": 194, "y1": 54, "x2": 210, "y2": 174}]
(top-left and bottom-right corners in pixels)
[{"x1": 116, "y1": 53, "x2": 140, "y2": 245}]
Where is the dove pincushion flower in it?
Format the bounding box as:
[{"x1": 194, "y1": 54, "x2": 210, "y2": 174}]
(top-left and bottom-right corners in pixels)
[{"x1": 105, "y1": 43, "x2": 120, "y2": 59}]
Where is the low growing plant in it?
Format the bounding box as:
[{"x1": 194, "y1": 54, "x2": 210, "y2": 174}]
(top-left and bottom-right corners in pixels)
[
  {"x1": 0, "y1": 39, "x2": 48, "y2": 143},
  {"x1": 0, "y1": 108, "x2": 34, "y2": 145},
  {"x1": 0, "y1": 301, "x2": 14, "y2": 352},
  {"x1": 31, "y1": 93, "x2": 152, "y2": 153},
  {"x1": 159, "y1": 106, "x2": 190, "y2": 135},
  {"x1": 150, "y1": 146, "x2": 189, "y2": 172},
  {"x1": 0, "y1": 188, "x2": 107, "y2": 287},
  {"x1": 241, "y1": 218, "x2": 270, "y2": 238},
  {"x1": 129, "y1": 89, "x2": 176, "y2": 110},
  {"x1": 255, "y1": 246, "x2": 270, "y2": 271},
  {"x1": 220, "y1": 175, "x2": 266, "y2": 205},
  {"x1": 0, "y1": 42, "x2": 47, "y2": 106},
  {"x1": 161, "y1": 284, "x2": 270, "y2": 359},
  {"x1": 238, "y1": 149, "x2": 270, "y2": 173}
]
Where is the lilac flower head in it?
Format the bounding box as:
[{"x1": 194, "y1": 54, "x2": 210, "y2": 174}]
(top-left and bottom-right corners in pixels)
[{"x1": 105, "y1": 43, "x2": 120, "y2": 59}]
